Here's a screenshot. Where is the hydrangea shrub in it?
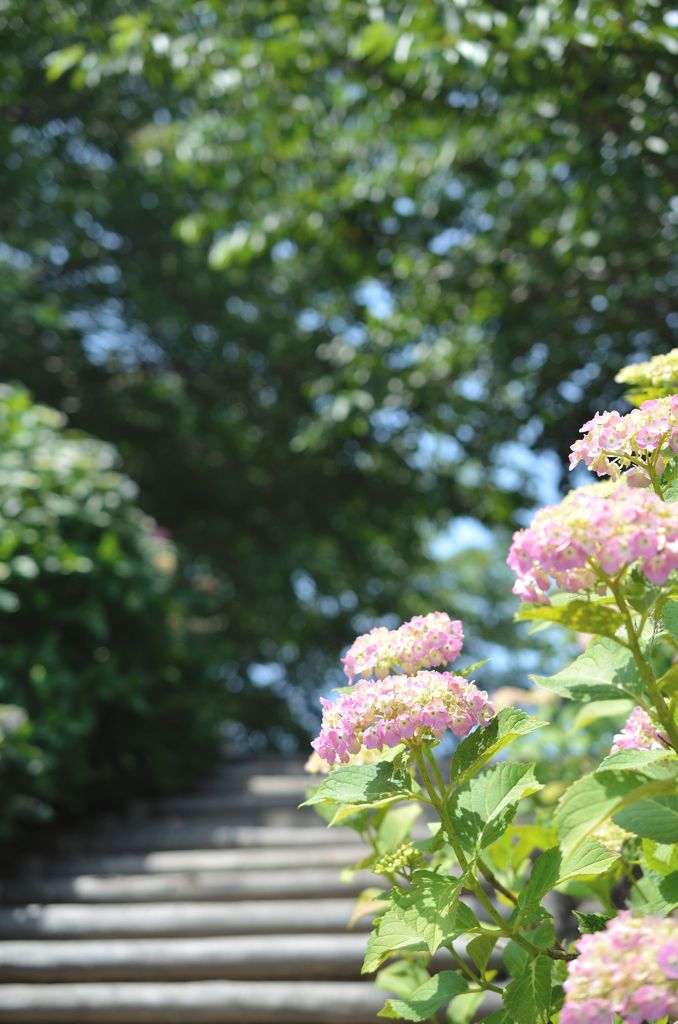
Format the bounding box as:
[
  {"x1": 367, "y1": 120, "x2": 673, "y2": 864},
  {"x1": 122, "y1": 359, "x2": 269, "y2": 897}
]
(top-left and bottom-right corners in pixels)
[{"x1": 305, "y1": 352, "x2": 678, "y2": 1023}]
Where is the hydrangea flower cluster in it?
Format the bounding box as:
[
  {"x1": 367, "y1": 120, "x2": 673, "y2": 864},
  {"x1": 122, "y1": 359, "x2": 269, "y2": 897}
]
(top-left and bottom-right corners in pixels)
[
  {"x1": 311, "y1": 671, "x2": 495, "y2": 765},
  {"x1": 611, "y1": 706, "x2": 667, "y2": 753},
  {"x1": 616, "y1": 348, "x2": 678, "y2": 391},
  {"x1": 561, "y1": 913, "x2": 678, "y2": 1024},
  {"x1": 341, "y1": 612, "x2": 463, "y2": 681},
  {"x1": 569, "y1": 396, "x2": 678, "y2": 481},
  {"x1": 507, "y1": 485, "x2": 678, "y2": 602}
]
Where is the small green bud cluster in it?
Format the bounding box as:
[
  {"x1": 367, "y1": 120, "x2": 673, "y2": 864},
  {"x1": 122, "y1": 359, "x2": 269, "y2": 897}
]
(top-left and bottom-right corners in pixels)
[{"x1": 373, "y1": 842, "x2": 425, "y2": 876}]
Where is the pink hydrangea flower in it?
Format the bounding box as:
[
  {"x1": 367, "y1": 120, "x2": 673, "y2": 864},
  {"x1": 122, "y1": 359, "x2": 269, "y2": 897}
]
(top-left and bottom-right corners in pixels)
[
  {"x1": 507, "y1": 485, "x2": 678, "y2": 602},
  {"x1": 311, "y1": 671, "x2": 495, "y2": 765},
  {"x1": 611, "y1": 706, "x2": 668, "y2": 753},
  {"x1": 562, "y1": 913, "x2": 678, "y2": 1024},
  {"x1": 569, "y1": 395, "x2": 678, "y2": 481},
  {"x1": 341, "y1": 612, "x2": 463, "y2": 681}
]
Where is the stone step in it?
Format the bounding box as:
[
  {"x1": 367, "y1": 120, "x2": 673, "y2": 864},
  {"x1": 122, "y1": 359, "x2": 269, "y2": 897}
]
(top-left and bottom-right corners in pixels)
[
  {"x1": 75, "y1": 824, "x2": 361, "y2": 854},
  {"x1": 198, "y1": 773, "x2": 311, "y2": 798},
  {"x1": 31, "y1": 844, "x2": 368, "y2": 878},
  {"x1": 149, "y1": 793, "x2": 310, "y2": 816},
  {"x1": 3, "y1": 867, "x2": 382, "y2": 904},
  {"x1": 0, "y1": 933, "x2": 373, "y2": 982},
  {"x1": 0, "y1": 980, "x2": 385, "y2": 1022},
  {"x1": 0, "y1": 899, "x2": 372, "y2": 939}
]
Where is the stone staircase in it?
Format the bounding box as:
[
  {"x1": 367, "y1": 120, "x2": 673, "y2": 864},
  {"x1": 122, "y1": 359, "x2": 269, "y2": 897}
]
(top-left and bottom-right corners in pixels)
[{"x1": 0, "y1": 757, "x2": 392, "y2": 1023}]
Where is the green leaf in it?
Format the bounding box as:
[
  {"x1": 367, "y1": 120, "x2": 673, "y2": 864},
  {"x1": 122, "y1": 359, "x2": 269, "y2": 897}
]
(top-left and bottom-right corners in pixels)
[
  {"x1": 571, "y1": 699, "x2": 634, "y2": 732},
  {"x1": 446, "y1": 991, "x2": 485, "y2": 1024},
  {"x1": 362, "y1": 872, "x2": 478, "y2": 973},
  {"x1": 629, "y1": 868, "x2": 678, "y2": 914},
  {"x1": 302, "y1": 761, "x2": 411, "y2": 807},
  {"x1": 642, "y1": 839, "x2": 678, "y2": 876},
  {"x1": 662, "y1": 600, "x2": 678, "y2": 641},
  {"x1": 374, "y1": 960, "x2": 430, "y2": 998},
  {"x1": 504, "y1": 955, "x2": 552, "y2": 1024},
  {"x1": 448, "y1": 762, "x2": 542, "y2": 859},
  {"x1": 44, "y1": 44, "x2": 85, "y2": 81},
  {"x1": 376, "y1": 803, "x2": 421, "y2": 855},
  {"x1": 660, "y1": 871, "x2": 678, "y2": 907},
  {"x1": 449, "y1": 708, "x2": 547, "y2": 785},
  {"x1": 658, "y1": 663, "x2": 678, "y2": 697},
  {"x1": 557, "y1": 836, "x2": 619, "y2": 883},
  {"x1": 598, "y1": 749, "x2": 675, "y2": 772},
  {"x1": 466, "y1": 933, "x2": 496, "y2": 974},
  {"x1": 531, "y1": 638, "x2": 643, "y2": 702},
  {"x1": 574, "y1": 911, "x2": 613, "y2": 934},
  {"x1": 516, "y1": 599, "x2": 624, "y2": 640},
  {"x1": 518, "y1": 847, "x2": 561, "y2": 911},
  {"x1": 378, "y1": 971, "x2": 467, "y2": 1021},
  {"x1": 614, "y1": 794, "x2": 678, "y2": 843},
  {"x1": 556, "y1": 770, "x2": 676, "y2": 856}
]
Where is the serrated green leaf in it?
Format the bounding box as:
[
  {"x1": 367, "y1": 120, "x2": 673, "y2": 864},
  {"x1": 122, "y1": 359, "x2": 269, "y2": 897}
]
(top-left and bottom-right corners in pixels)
[
  {"x1": 378, "y1": 971, "x2": 468, "y2": 1021},
  {"x1": 449, "y1": 762, "x2": 542, "y2": 859},
  {"x1": 531, "y1": 638, "x2": 643, "y2": 702},
  {"x1": 598, "y1": 748, "x2": 675, "y2": 772},
  {"x1": 519, "y1": 847, "x2": 561, "y2": 911},
  {"x1": 574, "y1": 911, "x2": 613, "y2": 934},
  {"x1": 302, "y1": 761, "x2": 411, "y2": 807},
  {"x1": 557, "y1": 836, "x2": 619, "y2": 883},
  {"x1": 516, "y1": 600, "x2": 624, "y2": 639},
  {"x1": 362, "y1": 872, "x2": 477, "y2": 973},
  {"x1": 504, "y1": 955, "x2": 552, "y2": 1024},
  {"x1": 614, "y1": 794, "x2": 678, "y2": 843},
  {"x1": 557, "y1": 770, "x2": 676, "y2": 856},
  {"x1": 466, "y1": 933, "x2": 497, "y2": 974},
  {"x1": 450, "y1": 707, "x2": 547, "y2": 786}
]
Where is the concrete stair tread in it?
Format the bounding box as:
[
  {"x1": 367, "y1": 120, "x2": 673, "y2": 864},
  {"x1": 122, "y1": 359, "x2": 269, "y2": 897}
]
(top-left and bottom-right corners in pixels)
[
  {"x1": 0, "y1": 898, "x2": 374, "y2": 938},
  {"x1": 30, "y1": 844, "x2": 368, "y2": 877},
  {"x1": 4, "y1": 867, "x2": 382, "y2": 904},
  {"x1": 71, "y1": 824, "x2": 362, "y2": 853},
  {"x1": 0, "y1": 980, "x2": 385, "y2": 1022},
  {"x1": 0, "y1": 933, "x2": 374, "y2": 982}
]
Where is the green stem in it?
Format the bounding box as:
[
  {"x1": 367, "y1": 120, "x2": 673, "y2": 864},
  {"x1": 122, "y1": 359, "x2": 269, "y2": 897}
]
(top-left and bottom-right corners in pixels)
[
  {"x1": 611, "y1": 582, "x2": 678, "y2": 752},
  {"x1": 412, "y1": 747, "x2": 545, "y2": 961},
  {"x1": 423, "y1": 746, "x2": 518, "y2": 906}
]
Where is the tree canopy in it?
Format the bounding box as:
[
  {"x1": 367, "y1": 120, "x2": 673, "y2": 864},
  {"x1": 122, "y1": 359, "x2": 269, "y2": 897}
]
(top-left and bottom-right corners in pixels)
[{"x1": 1, "y1": 1, "x2": 675, "y2": 736}]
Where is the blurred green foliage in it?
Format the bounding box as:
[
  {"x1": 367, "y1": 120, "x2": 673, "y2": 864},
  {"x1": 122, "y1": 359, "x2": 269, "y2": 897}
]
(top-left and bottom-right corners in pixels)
[
  {"x1": 0, "y1": 1, "x2": 675, "y2": 734},
  {"x1": 0, "y1": 385, "x2": 227, "y2": 851}
]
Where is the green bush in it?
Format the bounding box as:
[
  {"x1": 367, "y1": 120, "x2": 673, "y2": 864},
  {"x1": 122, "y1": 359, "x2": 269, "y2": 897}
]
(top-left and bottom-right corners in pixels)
[{"x1": 0, "y1": 384, "x2": 223, "y2": 852}]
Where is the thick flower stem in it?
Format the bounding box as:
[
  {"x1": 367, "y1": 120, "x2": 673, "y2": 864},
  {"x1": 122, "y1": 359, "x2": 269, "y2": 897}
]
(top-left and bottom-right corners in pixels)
[
  {"x1": 412, "y1": 747, "x2": 545, "y2": 962},
  {"x1": 423, "y1": 745, "x2": 518, "y2": 906},
  {"x1": 610, "y1": 582, "x2": 678, "y2": 752}
]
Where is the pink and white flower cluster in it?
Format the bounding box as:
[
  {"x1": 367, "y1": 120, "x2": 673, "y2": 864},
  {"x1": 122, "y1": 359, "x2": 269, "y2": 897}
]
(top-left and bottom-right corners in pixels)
[
  {"x1": 569, "y1": 396, "x2": 678, "y2": 481},
  {"x1": 341, "y1": 612, "x2": 463, "y2": 681},
  {"x1": 508, "y1": 485, "x2": 678, "y2": 602},
  {"x1": 561, "y1": 913, "x2": 678, "y2": 1024},
  {"x1": 311, "y1": 670, "x2": 495, "y2": 765},
  {"x1": 611, "y1": 706, "x2": 667, "y2": 754}
]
